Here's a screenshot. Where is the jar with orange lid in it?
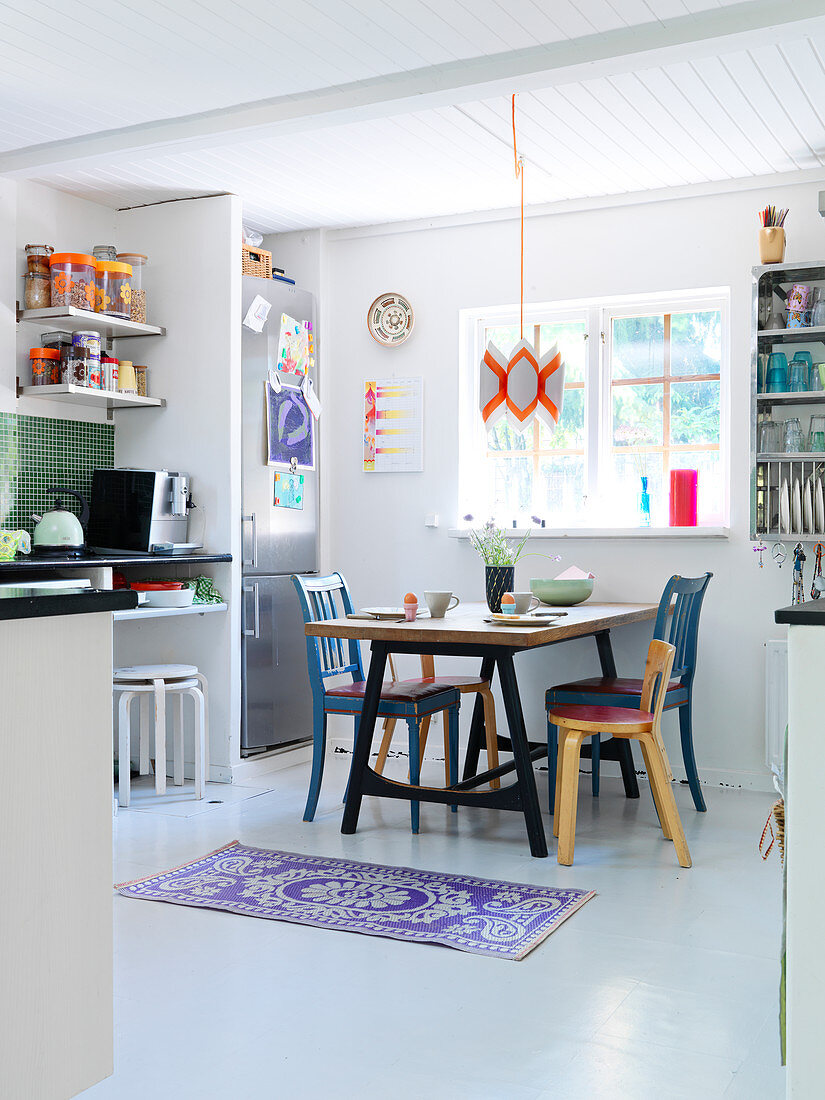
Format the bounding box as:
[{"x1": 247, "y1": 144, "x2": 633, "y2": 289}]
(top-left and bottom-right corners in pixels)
[
  {"x1": 29, "y1": 347, "x2": 60, "y2": 386},
  {"x1": 96, "y1": 260, "x2": 132, "y2": 319},
  {"x1": 49, "y1": 253, "x2": 96, "y2": 310}
]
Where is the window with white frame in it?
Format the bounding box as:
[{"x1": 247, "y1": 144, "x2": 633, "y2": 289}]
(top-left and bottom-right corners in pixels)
[{"x1": 459, "y1": 291, "x2": 728, "y2": 529}]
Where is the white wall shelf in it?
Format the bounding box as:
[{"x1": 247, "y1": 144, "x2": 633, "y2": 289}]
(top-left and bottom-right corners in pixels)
[
  {"x1": 113, "y1": 602, "x2": 227, "y2": 622},
  {"x1": 757, "y1": 325, "x2": 825, "y2": 345},
  {"x1": 17, "y1": 306, "x2": 165, "y2": 338},
  {"x1": 18, "y1": 383, "x2": 165, "y2": 410}
]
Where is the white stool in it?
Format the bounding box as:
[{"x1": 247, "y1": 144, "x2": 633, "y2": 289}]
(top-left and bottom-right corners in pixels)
[{"x1": 114, "y1": 664, "x2": 209, "y2": 807}]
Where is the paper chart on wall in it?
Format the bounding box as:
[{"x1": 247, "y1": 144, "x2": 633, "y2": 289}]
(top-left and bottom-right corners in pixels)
[
  {"x1": 277, "y1": 313, "x2": 311, "y2": 376},
  {"x1": 363, "y1": 377, "x2": 423, "y2": 473}
]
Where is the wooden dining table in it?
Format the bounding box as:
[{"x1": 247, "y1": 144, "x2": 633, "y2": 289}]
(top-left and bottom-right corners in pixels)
[{"x1": 305, "y1": 601, "x2": 659, "y2": 857}]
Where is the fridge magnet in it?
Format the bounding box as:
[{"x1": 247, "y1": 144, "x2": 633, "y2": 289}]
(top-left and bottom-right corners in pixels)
[
  {"x1": 273, "y1": 471, "x2": 305, "y2": 510},
  {"x1": 266, "y1": 382, "x2": 315, "y2": 469},
  {"x1": 301, "y1": 375, "x2": 321, "y2": 419},
  {"x1": 367, "y1": 293, "x2": 414, "y2": 347},
  {"x1": 363, "y1": 377, "x2": 423, "y2": 473},
  {"x1": 277, "y1": 313, "x2": 311, "y2": 376},
  {"x1": 243, "y1": 294, "x2": 272, "y2": 333}
]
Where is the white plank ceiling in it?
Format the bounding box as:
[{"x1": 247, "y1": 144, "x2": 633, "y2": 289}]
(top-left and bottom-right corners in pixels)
[{"x1": 2, "y1": 0, "x2": 825, "y2": 231}]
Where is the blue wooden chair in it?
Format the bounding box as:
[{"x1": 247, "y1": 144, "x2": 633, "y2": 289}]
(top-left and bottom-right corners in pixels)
[
  {"x1": 292, "y1": 572, "x2": 461, "y2": 832},
  {"x1": 546, "y1": 572, "x2": 712, "y2": 812}
]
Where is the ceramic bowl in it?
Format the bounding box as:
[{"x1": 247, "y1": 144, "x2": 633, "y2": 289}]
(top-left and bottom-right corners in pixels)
[
  {"x1": 143, "y1": 588, "x2": 195, "y2": 608},
  {"x1": 530, "y1": 578, "x2": 594, "y2": 606}
]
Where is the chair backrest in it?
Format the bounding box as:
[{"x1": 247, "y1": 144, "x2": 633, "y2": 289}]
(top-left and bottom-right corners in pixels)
[
  {"x1": 653, "y1": 573, "x2": 712, "y2": 685},
  {"x1": 292, "y1": 573, "x2": 364, "y2": 692},
  {"x1": 640, "y1": 639, "x2": 677, "y2": 726}
]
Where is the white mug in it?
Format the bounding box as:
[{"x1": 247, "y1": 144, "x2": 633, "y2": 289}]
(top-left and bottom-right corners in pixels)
[
  {"x1": 512, "y1": 592, "x2": 540, "y2": 614},
  {"x1": 424, "y1": 590, "x2": 460, "y2": 618}
]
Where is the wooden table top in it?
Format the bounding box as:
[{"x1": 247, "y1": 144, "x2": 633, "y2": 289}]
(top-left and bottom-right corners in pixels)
[{"x1": 305, "y1": 601, "x2": 658, "y2": 649}]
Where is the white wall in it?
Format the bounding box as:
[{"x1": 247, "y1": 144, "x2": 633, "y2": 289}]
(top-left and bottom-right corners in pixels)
[{"x1": 307, "y1": 179, "x2": 825, "y2": 792}]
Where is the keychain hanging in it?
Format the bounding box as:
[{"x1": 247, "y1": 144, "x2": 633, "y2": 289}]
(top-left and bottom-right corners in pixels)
[
  {"x1": 772, "y1": 542, "x2": 787, "y2": 568},
  {"x1": 812, "y1": 543, "x2": 824, "y2": 599},
  {"x1": 792, "y1": 543, "x2": 806, "y2": 604},
  {"x1": 753, "y1": 539, "x2": 766, "y2": 568}
]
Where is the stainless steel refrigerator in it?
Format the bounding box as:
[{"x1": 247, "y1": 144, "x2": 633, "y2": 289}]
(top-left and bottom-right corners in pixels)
[{"x1": 241, "y1": 275, "x2": 318, "y2": 754}]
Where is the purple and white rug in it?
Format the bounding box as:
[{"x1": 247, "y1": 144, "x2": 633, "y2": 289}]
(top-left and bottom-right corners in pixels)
[{"x1": 116, "y1": 841, "x2": 594, "y2": 960}]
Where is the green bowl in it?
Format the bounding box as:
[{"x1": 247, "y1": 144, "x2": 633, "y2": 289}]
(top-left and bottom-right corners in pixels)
[{"x1": 530, "y1": 578, "x2": 594, "y2": 607}]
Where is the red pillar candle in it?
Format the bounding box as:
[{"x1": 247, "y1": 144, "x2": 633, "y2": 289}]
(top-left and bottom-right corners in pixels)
[{"x1": 670, "y1": 469, "x2": 698, "y2": 527}]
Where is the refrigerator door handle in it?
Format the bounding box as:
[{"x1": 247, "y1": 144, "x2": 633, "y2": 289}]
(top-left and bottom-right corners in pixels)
[
  {"x1": 242, "y1": 582, "x2": 260, "y2": 638},
  {"x1": 241, "y1": 513, "x2": 257, "y2": 568}
]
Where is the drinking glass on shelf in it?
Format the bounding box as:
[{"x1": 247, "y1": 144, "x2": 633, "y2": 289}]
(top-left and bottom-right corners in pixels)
[
  {"x1": 758, "y1": 419, "x2": 782, "y2": 454},
  {"x1": 784, "y1": 417, "x2": 805, "y2": 453},
  {"x1": 813, "y1": 299, "x2": 825, "y2": 327},
  {"x1": 789, "y1": 360, "x2": 809, "y2": 392},
  {"x1": 809, "y1": 415, "x2": 825, "y2": 452},
  {"x1": 810, "y1": 364, "x2": 824, "y2": 392},
  {"x1": 766, "y1": 352, "x2": 789, "y2": 392}
]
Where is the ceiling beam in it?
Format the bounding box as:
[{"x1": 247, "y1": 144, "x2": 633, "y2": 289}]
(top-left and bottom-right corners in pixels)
[{"x1": 2, "y1": 0, "x2": 825, "y2": 177}]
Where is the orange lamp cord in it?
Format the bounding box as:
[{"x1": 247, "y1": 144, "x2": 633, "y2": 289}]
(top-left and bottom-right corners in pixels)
[{"x1": 512, "y1": 93, "x2": 524, "y2": 341}]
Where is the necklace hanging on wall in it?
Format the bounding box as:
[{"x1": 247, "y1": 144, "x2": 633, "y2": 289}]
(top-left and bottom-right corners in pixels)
[
  {"x1": 792, "y1": 543, "x2": 806, "y2": 604},
  {"x1": 753, "y1": 539, "x2": 766, "y2": 568},
  {"x1": 772, "y1": 541, "x2": 787, "y2": 568},
  {"x1": 812, "y1": 542, "x2": 824, "y2": 599}
]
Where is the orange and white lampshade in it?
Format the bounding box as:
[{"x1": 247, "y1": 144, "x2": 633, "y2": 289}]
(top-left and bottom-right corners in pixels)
[{"x1": 479, "y1": 339, "x2": 565, "y2": 433}]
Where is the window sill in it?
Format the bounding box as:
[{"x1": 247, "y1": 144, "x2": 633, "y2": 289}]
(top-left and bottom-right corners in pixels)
[{"x1": 448, "y1": 526, "x2": 730, "y2": 540}]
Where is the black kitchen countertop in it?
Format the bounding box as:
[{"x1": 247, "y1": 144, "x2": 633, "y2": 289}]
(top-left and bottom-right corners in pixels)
[
  {"x1": 775, "y1": 599, "x2": 825, "y2": 625},
  {"x1": 0, "y1": 587, "x2": 138, "y2": 621},
  {"x1": 0, "y1": 552, "x2": 232, "y2": 572}
]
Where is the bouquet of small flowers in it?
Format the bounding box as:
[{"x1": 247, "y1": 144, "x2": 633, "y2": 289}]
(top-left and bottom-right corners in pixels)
[{"x1": 463, "y1": 516, "x2": 561, "y2": 567}]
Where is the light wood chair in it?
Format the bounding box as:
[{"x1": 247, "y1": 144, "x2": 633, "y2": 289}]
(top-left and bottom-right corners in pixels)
[
  {"x1": 376, "y1": 654, "x2": 500, "y2": 789},
  {"x1": 547, "y1": 639, "x2": 691, "y2": 868}
]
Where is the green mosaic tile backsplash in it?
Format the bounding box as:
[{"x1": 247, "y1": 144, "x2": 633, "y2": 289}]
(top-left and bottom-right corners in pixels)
[{"x1": 0, "y1": 413, "x2": 114, "y2": 535}]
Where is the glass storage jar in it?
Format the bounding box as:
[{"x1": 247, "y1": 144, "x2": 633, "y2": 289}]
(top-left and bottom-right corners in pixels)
[
  {"x1": 24, "y1": 271, "x2": 51, "y2": 309},
  {"x1": 134, "y1": 365, "x2": 148, "y2": 397},
  {"x1": 29, "y1": 347, "x2": 60, "y2": 386},
  {"x1": 49, "y1": 252, "x2": 96, "y2": 310},
  {"x1": 96, "y1": 260, "x2": 132, "y2": 319},
  {"x1": 25, "y1": 244, "x2": 53, "y2": 275},
  {"x1": 62, "y1": 345, "x2": 90, "y2": 386},
  {"x1": 117, "y1": 253, "x2": 147, "y2": 323},
  {"x1": 92, "y1": 244, "x2": 117, "y2": 263}
]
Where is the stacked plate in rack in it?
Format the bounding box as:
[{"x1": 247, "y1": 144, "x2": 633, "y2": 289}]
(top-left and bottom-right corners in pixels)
[{"x1": 782, "y1": 473, "x2": 825, "y2": 535}]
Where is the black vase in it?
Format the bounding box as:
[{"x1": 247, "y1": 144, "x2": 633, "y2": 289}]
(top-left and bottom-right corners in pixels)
[{"x1": 485, "y1": 565, "x2": 515, "y2": 612}]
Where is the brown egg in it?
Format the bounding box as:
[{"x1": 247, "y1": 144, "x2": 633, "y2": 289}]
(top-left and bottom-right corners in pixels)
[
  {"x1": 501, "y1": 592, "x2": 516, "y2": 605},
  {"x1": 404, "y1": 592, "x2": 418, "y2": 603}
]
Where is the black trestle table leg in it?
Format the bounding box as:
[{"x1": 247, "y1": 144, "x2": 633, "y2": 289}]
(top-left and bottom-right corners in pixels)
[
  {"x1": 496, "y1": 650, "x2": 548, "y2": 858},
  {"x1": 341, "y1": 640, "x2": 388, "y2": 835},
  {"x1": 461, "y1": 655, "x2": 496, "y2": 782}
]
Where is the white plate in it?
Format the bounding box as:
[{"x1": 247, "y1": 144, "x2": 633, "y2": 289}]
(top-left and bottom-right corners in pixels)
[
  {"x1": 780, "y1": 478, "x2": 791, "y2": 534},
  {"x1": 793, "y1": 478, "x2": 803, "y2": 534},
  {"x1": 817, "y1": 477, "x2": 825, "y2": 531},
  {"x1": 804, "y1": 479, "x2": 814, "y2": 533},
  {"x1": 358, "y1": 607, "x2": 425, "y2": 620},
  {"x1": 486, "y1": 612, "x2": 565, "y2": 625}
]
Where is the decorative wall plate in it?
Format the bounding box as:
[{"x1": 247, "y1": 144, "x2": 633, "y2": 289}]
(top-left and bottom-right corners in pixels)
[{"x1": 367, "y1": 292, "x2": 414, "y2": 347}]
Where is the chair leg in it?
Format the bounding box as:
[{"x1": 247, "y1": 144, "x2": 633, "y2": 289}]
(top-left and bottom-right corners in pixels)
[
  {"x1": 547, "y1": 719, "x2": 558, "y2": 814},
  {"x1": 557, "y1": 730, "x2": 586, "y2": 866},
  {"x1": 139, "y1": 693, "x2": 150, "y2": 775},
  {"x1": 478, "y1": 686, "x2": 500, "y2": 790},
  {"x1": 152, "y1": 679, "x2": 166, "y2": 795},
  {"x1": 442, "y1": 711, "x2": 450, "y2": 786},
  {"x1": 638, "y1": 737, "x2": 673, "y2": 840},
  {"x1": 173, "y1": 693, "x2": 184, "y2": 786},
  {"x1": 591, "y1": 733, "x2": 601, "y2": 797},
  {"x1": 553, "y1": 726, "x2": 568, "y2": 836},
  {"x1": 117, "y1": 691, "x2": 134, "y2": 808},
  {"x1": 679, "y1": 699, "x2": 706, "y2": 812},
  {"x1": 303, "y1": 709, "x2": 328, "y2": 821},
  {"x1": 375, "y1": 717, "x2": 396, "y2": 775},
  {"x1": 416, "y1": 716, "x2": 432, "y2": 777},
  {"x1": 407, "y1": 718, "x2": 420, "y2": 834},
  {"x1": 189, "y1": 687, "x2": 205, "y2": 800},
  {"x1": 640, "y1": 733, "x2": 692, "y2": 868},
  {"x1": 195, "y1": 672, "x2": 210, "y2": 783},
  {"x1": 448, "y1": 705, "x2": 459, "y2": 812}
]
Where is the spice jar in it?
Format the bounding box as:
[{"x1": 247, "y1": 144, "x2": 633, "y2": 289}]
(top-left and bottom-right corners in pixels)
[
  {"x1": 30, "y1": 347, "x2": 60, "y2": 386},
  {"x1": 25, "y1": 244, "x2": 54, "y2": 275},
  {"x1": 62, "y1": 345, "x2": 90, "y2": 386},
  {"x1": 96, "y1": 260, "x2": 132, "y2": 319},
  {"x1": 134, "y1": 365, "x2": 148, "y2": 397},
  {"x1": 24, "y1": 271, "x2": 51, "y2": 309},
  {"x1": 41, "y1": 330, "x2": 73, "y2": 354},
  {"x1": 118, "y1": 360, "x2": 136, "y2": 394},
  {"x1": 49, "y1": 253, "x2": 96, "y2": 310},
  {"x1": 117, "y1": 253, "x2": 147, "y2": 324}
]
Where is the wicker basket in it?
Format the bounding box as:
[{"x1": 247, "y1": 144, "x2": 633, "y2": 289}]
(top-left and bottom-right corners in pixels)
[{"x1": 242, "y1": 243, "x2": 271, "y2": 278}]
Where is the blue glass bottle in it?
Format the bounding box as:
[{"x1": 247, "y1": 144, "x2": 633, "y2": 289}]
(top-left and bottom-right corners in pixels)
[{"x1": 639, "y1": 476, "x2": 651, "y2": 526}]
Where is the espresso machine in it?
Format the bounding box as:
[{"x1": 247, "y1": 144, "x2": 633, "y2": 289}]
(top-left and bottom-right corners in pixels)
[{"x1": 87, "y1": 468, "x2": 200, "y2": 555}]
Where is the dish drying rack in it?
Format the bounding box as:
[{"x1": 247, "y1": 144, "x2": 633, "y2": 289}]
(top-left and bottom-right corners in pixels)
[{"x1": 755, "y1": 458, "x2": 825, "y2": 538}]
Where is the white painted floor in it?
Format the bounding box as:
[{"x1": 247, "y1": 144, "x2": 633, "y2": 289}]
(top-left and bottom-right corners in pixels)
[{"x1": 85, "y1": 753, "x2": 785, "y2": 1100}]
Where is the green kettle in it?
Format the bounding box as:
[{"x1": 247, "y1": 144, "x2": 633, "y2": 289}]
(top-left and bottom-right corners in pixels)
[{"x1": 32, "y1": 487, "x2": 89, "y2": 558}]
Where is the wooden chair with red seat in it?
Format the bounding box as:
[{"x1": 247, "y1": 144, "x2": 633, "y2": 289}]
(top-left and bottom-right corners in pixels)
[
  {"x1": 546, "y1": 572, "x2": 712, "y2": 812},
  {"x1": 292, "y1": 572, "x2": 460, "y2": 833},
  {"x1": 548, "y1": 639, "x2": 691, "y2": 868},
  {"x1": 376, "y1": 654, "x2": 500, "y2": 790}
]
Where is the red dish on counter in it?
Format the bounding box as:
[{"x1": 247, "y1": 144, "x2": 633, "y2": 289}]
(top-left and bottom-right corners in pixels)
[{"x1": 129, "y1": 582, "x2": 184, "y2": 591}]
